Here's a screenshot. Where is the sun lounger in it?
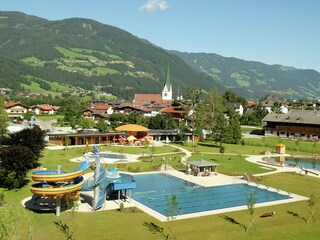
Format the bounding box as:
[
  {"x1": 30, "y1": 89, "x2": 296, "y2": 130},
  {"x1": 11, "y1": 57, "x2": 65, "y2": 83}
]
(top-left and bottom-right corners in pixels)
[{"x1": 260, "y1": 211, "x2": 275, "y2": 218}]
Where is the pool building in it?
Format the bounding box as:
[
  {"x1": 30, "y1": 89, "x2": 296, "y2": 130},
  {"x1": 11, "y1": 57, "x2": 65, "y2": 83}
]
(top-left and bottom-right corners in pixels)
[{"x1": 185, "y1": 160, "x2": 219, "y2": 176}]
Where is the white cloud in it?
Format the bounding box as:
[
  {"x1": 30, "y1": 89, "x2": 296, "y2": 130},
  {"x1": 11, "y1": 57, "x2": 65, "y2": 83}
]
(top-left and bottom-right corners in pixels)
[{"x1": 139, "y1": 0, "x2": 169, "y2": 12}]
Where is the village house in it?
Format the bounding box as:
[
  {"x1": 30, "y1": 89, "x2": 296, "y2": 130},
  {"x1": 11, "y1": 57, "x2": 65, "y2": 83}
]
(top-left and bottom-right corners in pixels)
[
  {"x1": 226, "y1": 102, "x2": 244, "y2": 115},
  {"x1": 83, "y1": 103, "x2": 113, "y2": 120},
  {"x1": 4, "y1": 102, "x2": 29, "y2": 118},
  {"x1": 29, "y1": 104, "x2": 60, "y2": 115},
  {"x1": 262, "y1": 109, "x2": 320, "y2": 139}
]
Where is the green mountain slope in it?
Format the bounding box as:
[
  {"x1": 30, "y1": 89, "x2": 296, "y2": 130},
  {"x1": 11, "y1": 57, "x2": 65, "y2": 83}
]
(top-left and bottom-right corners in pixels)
[
  {"x1": 0, "y1": 11, "x2": 216, "y2": 99},
  {"x1": 170, "y1": 51, "x2": 320, "y2": 99}
]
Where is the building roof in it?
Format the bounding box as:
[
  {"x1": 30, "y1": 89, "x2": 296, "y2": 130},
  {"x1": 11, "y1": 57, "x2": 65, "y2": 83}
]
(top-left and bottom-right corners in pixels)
[
  {"x1": 33, "y1": 105, "x2": 60, "y2": 111},
  {"x1": 147, "y1": 129, "x2": 192, "y2": 135},
  {"x1": 260, "y1": 95, "x2": 281, "y2": 107},
  {"x1": 246, "y1": 99, "x2": 256, "y2": 108},
  {"x1": 226, "y1": 102, "x2": 243, "y2": 109},
  {"x1": 133, "y1": 94, "x2": 163, "y2": 105},
  {"x1": 161, "y1": 106, "x2": 186, "y2": 114},
  {"x1": 115, "y1": 104, "x2": 151, "y2": 112},
  {"x1": 4, "y1": 102, "x2": 29, "y2": 109},
  {"x1": 262, "y1": 110, "x2": 320, "y2": 125},
  {"x1": 185, "y1": 160, "x2": 219, "y2": 167},
  {"x1": 88, "y1": 104, "x2": 111, "y2": 110}
]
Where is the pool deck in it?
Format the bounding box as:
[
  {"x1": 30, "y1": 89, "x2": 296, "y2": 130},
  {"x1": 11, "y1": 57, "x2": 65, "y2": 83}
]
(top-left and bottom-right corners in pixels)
[
  {"x1": 127, "y1": 169, "x2": 308, "y2": 221},
  {"x1": 70, "y1": 151, "x2": 141, "y2": 164},
  {"x1": 23, "y1": 151, "x2": 315, "y2": 221},
  {"x1": 68, "y1": 164, "x2": 308, "y2": 222}
]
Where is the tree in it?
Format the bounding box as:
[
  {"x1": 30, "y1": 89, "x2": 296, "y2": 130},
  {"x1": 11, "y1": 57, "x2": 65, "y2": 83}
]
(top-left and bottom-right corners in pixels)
[
  {"x1": 23, "y1": 111, "x2": 33, "y2": 121},
  {"x1": 148, "y1": 114, "x2": 176, "y2": 130},
  {"x1": 148, "y1": 114, "x2": 163, "y2": 129},
  {"x1": 224, "y1": 116, "x2": 242, "y2": 144},
  {"x1": 0, "y1": 97, "x2": 8, "y2": 138},
  {"x1": 306, "y1": 193, "x2": 318, "y2": 223},
  {"x1": 127, "y1": 111, "x2": 148, "y2": 126},
  {"x1": 0, "y1": 145, "x2": 37, "y2": 189},
  {"x1": 196, "y1": 88, "x2": 226, "y2": 146},
  {"x1": 3, "y1": 125, "x2": 46, "y2": 159},
  {"x1": 165, "y1": 194, "x2": 181, "y2": 239},
  {"x1": 186, "y1": 87, "x2": 203, "y2": 147},
  {"x1": 96, "y1": 119, "x2": 107, "y2": 132},
  {"x1": 223, "y1": 89, "x2": 237, "y2": 102},
  {"x1": 79, "y1": 118, "x2": 95, "y2": 129},
  {"x1": 174, "y1": 132, "x2": 187, "y2": 144},
  {"x1": 245, "y1": 191, "x2": 256, "y2": 232},
  {"x1": 109, "y1": 113, "x2": 128, "y2": 129}
]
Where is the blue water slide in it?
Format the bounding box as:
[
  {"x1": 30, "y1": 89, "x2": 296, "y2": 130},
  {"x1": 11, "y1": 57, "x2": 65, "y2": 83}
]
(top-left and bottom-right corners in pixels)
[
  {"x1": 72, "y1": 159, "x2": 91, "y2": 172},
  {"x1": 94, "y1": 190, "x2": 107, "y2": 210},
  {"x1": 82, "y1": 165, "x2": 137, "y2": 210}
]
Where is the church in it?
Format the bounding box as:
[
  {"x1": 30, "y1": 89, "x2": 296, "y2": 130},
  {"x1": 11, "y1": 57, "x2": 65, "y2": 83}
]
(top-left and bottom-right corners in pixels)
[{"x1": 133, "y1": 64, "x2": 172, "y2": 105}]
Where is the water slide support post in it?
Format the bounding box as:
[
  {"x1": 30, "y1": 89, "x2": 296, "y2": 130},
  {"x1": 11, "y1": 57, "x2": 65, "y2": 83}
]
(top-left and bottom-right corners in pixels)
[
  {"x1": 93, "y1": 155, "x2": 100, "y2": 209},
  {"x1": 56, "y1": 165, "x2": 61, "y2": 217}
]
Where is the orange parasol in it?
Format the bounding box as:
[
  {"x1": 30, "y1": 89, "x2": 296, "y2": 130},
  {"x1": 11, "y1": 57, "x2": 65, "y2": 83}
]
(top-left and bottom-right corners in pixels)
[{"x1": 115, "y1": 124, "x2": 149, "y2": 132}]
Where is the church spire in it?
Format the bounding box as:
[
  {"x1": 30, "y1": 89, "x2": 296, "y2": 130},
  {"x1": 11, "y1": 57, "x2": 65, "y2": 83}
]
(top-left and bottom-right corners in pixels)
[
  {"x1": 162, "y1": 62, "x2": 172, "y2": 101},
  {"x1": 165, "y1": 62, "x2": 171, "y2": 88}
]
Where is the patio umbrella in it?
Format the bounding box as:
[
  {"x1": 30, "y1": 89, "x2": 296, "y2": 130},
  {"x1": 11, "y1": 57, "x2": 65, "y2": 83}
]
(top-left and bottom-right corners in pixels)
[
  {"x1": 115, "y1": 124, "x2": 149, "y2": 132},
  {"x1": 127, "y1": 135, "x2": 137, "y2": 141},
  {"x1": 141, "y1": 135, "x2": 153, "y2": 141}
]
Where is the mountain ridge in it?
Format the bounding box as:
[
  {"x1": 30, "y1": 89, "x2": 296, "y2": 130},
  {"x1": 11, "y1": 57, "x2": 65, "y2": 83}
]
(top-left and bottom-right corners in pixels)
[
  {"x1": 0, "y1": 11, "x2": 319, "y2": 99},
  {"x1": 170, "y1": 51, "x2": 320, "y2": 99}
]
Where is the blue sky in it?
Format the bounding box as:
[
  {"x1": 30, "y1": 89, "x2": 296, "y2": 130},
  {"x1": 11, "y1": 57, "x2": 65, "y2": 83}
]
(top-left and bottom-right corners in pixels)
[{"x1": 1, "y1": 0, "x2": 320, "y2": 71}]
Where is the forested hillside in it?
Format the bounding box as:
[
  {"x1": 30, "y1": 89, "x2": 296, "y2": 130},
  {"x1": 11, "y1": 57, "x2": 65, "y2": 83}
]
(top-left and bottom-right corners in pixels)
[
  {"x1": 0, "y1": 11, "x2": 216, "y2": 99},
  {"x1": 1, "y1": 11, "x2": 320, "y2": 100},
  {"x1": 171, "y1": 51, "x2": 320, "y2": 99}
]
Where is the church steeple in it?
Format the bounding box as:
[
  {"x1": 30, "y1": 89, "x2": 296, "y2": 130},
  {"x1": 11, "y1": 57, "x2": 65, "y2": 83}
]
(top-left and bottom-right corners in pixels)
[{"x1": 162, "y1": 63, "x2": 172, "y2": 101}]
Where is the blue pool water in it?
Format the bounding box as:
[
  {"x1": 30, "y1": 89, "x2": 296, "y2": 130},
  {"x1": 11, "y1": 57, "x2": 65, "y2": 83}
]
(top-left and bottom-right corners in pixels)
[
  {"x1": 129, "y1": 173, "x2": 291, "y2": 216},
  {"x1": 263, "y1": 156, "x2": 320, "y2": 170}
]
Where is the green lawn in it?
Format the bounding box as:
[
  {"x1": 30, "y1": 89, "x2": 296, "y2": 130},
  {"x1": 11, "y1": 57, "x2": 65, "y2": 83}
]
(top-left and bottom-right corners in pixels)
[
  {"x1": 2, "y1": 141, "x2": 320, "y2": 239},
  {"x1": 3, "y1": 173, "x2": 320, "y2": 240}
]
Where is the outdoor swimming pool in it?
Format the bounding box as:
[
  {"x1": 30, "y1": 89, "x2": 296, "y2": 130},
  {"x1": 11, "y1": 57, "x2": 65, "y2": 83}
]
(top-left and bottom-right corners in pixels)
[
  {"x1": 264, "y1": 156, "x2": 320, "y2": 171},
  {"x1": 128, "y1": 173, "x2": 291, "y2": 217}
]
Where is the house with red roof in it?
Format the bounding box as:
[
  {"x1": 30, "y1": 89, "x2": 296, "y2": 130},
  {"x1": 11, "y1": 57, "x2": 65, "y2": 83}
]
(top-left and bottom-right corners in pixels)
[
  {"x1": 4, "y1": 102, "x2": 29, "y2": 118},
  {"x1": 133, "y1": 94, "x2": 164, "y2": 105},
  {"x1": 30, "y1": 105, "x2": 60, "y2": 115},
  {"x1": 161, "y1": 106, "x2": 187, "y2": 122},
  {"x1": 88, "y1": 104, "x2": 113, "y2": 114},
  {"x1": 83, "y1": 103, "x2": 113, "y2": 120}
]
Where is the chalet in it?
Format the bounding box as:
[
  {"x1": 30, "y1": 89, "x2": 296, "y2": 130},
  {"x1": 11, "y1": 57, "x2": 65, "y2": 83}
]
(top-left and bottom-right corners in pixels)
[
  {"x1": 133, "y1": 93, "x2": 164, "y2": 105},
  {"x1": 4, "y1": 102, "x2": 29, "y2": 118},
  {"x1": 83, "y1": 109, "x2": 109, "y2": 120},
  {"x1": 113, "y1": 104, "x2": 154, "y2": 117},
  {"x1": 246, "y1": 99, "x2": 256, "y2": 108},
  {"x1": 88, "y1": 104, "x2": 113, "y2": 114},
  {"x1": 29, "y1": 105, "x2": 60, "y2": 115},
  {"x1": 226, "y1": 102, "x2": 244, "y2": 115},
  {"x1": 161, "y1": 106, "x2": 187, "y2": 122},
  {"x1": 262, "y1": 110, "x2": 320, "y2": 139},
  {"x1": 82, "y1": 104, "x2": 113, "y2": 120}
]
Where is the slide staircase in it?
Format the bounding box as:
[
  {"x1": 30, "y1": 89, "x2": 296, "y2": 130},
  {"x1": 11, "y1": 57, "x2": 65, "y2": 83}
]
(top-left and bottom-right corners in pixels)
[{"x1": 82, "y1": 165, "x2": 136, "y2": 210}]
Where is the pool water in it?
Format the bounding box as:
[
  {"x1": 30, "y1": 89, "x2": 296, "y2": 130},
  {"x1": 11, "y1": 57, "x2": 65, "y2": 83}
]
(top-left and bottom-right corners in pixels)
[
  {"x1": 264, "y1": 156, "x2": 320, "y2": 170},
  {"x1": 130, "y1": 174, "x2": 291, "y2": 217}
]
